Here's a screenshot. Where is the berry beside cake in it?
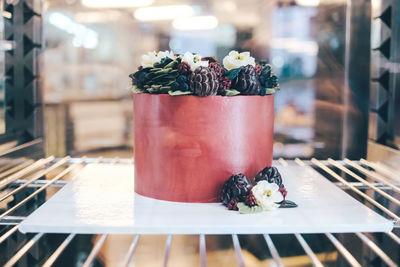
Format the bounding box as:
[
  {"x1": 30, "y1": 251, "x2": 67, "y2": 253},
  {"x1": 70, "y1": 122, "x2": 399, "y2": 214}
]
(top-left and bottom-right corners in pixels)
[{"x1": 130, "y1": 51, "x2": 292, "y2": 208}]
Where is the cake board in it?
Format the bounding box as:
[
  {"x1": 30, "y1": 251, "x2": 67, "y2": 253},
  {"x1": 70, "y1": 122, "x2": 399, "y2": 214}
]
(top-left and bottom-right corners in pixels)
[{"x1": 19, "y1": 163, "x2": 393, "y2": 234}]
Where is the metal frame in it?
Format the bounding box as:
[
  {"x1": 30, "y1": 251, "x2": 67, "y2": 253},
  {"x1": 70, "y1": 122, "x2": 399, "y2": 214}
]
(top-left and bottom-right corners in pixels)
[
  {"x1": 1, "y1": 0, "x2": 44, "y2": 159},
  {"x1": 0, "y1": 157, "x2": 398, "y2": 266}
]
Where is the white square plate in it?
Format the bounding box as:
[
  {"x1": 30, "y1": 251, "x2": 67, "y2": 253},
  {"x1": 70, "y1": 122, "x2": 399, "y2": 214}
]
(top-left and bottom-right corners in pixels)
[{"x1": 19, "y1": 164, "x2": 393, "y2": 234}]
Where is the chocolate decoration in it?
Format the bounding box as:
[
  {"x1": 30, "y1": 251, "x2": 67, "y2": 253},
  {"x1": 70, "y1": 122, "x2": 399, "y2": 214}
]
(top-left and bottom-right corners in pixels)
[
  {"x1": 231, "y1": 65, "x2": 262, "y2": 95},
  {"x1": 220, "y1": 174, "x2": 251, "y2": 206},
  {"x1": 188, "y1": 67, "x2": 219, "y2": 96},
  {"x1": 133, "y1": 94, "x2": 274, "y2": 202},
  {"x1": 254, "y1": 166, "x2": 284, "y2": 188}
]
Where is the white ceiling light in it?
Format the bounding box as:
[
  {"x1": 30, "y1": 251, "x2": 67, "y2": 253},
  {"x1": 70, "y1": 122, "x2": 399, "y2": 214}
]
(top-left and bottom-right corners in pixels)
[
  {"x1": 49, "y1": 12, "x2": 98, "y2": 49},
  {"x1": 172, "y1": 16, "x2": 218, "y2": 30},
  {"x1": 296, "y1": 0, "x2": 320, "y2": 6},
  {"x1": 134, "y1": 5, "x2": 194, "y2": 21},
  {"x1": 82, "y1": 0, "x2": 153, "y2": 8}
]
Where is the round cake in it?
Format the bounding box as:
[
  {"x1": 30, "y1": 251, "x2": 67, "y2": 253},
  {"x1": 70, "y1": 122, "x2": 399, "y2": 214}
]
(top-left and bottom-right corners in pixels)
[{"x1": 130, "y1": 51, "x2": 280, "y2": 203}]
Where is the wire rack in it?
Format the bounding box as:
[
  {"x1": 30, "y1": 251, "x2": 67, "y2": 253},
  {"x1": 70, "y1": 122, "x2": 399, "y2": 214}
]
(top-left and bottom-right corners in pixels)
[{"x1": 0, "y1": 157, "x2": 399, "y2": 267}]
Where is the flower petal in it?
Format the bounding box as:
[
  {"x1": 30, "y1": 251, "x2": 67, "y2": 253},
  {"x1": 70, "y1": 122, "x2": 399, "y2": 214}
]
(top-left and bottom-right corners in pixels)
[{"x1": 271, "y1": 191, "x2": 283, "y2": 203}]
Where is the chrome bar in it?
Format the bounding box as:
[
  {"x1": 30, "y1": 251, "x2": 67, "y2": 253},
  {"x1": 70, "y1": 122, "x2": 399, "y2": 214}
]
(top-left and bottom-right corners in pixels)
[
  {"x1": 0, "y1": 138, "x2": 43, "y2": 158},
  {"x1": 0, "y1": 160, "x2": 34, "y2": 179},
  {"x1": 334, "y1": 182, "x2": 396, "y2": 190},
  {"x1": 42, "y1": 234, "x2": 76, "y2": 267},
  {"x1": 387, "y1": 232, "x2": 400, "y2": 245},
  {"x1": 295, "y1": 158, "x2": 306, "y2": 166},
  {"x1": 355, "y1": 233, "x2": 397, "y2": 267},
  {"x1": 278, "y1": 158, "x2": 289, "y2": 166},
  {"x1": 0, "y1": 157, "x2": 81, "y2": 220},
  {"x1": 0, "y1": 225, "x2": 18, "y2": 245},
  {"x1": 163, "y1": 234, "x2": 172, "y2": 267},
  {"x1": 328, "y1": 159, "x2": 400, "y2": 206},
  {"x1": 232, "y1": 234, "x2": 245, "y2": 267},
  {"x1": 263, "y1": 234, "x2": 284, "y2": 267},
  {"x1": 344, "y1": 159, "x2": 400, "y2": 194},
  {"x1": 110, "y1": 157, "x2": 120, "y2": 164},
  {"x1": 325, "y1": 233, "x2": 361, "y2": 267},
  {"x1": 10, "y1": 179, "x2": 67, "y2": 188},
  {"x1": 311, "y1": 158, "x2": 400, "y2": 222},
  {"x1": 294, "y1": 233, "x2": 323, "y2": 267},
  {"x1": 82, "y1": 234, "x2": 107, "y2": 267},
  {"x1": 0, "y1": 162, "x2": 19, "y2": 174},
  {"x1": 122, "y1": 234, "x2": 140, "y2": 267},
  {"x1": 199, "y1": 234, "x2": 207, "y2": 267},
  {"x1": 0, "y1": 215, "x2": 26, "y2": 225},
  {"x1": 0, "y1": 156, "x2": 70, "y2": 204},
  {"x1": 4, "y1": 232, "x2": 44, "y2": 267},
  {"x1": 360, "y1": 159, "x2": 400, "y2": 182},
  {"x1": 0, "y1": 156, "x2": 54, "y2": 190}
]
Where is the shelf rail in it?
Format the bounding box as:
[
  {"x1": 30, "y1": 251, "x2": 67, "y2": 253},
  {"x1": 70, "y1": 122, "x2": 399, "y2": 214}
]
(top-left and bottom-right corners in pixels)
[{"x1": 0, "y1": 158, "x2": 398, "y2": 267}]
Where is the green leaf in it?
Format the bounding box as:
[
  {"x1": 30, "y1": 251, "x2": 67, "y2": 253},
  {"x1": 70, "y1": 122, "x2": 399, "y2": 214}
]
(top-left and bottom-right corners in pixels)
[
  {"x1": 168, "y1": 90, "x2": 193, "y2": 96},
  {"x1": 237, "y1": 202, "x2": 263, "y2": 214},
  {"x1": 224, "y1": 89, "x2": 241, "y2": 96},
  {"x1": 148, "y1": 67, "x2": 160, "y2": 72},
  {"x1": 130, "y1": 85, "x2": 146, "y2": 94},
  {"x1": 164, "y1": 60, "x2": 178, "y2": 69},
  {"x1": 278, "y1": 200, "x2": 298, "y2": 208},
  {"x1": 265, "y1": 88, "x2": 278, "y2": 95},
  {"x1": 226, "y1": 67, "x2": 242, "y2": 80}
]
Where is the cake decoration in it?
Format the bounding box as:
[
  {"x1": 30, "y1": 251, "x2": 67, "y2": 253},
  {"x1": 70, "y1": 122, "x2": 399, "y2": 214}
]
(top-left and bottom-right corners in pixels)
[
  {"x1": 188, "y1": 66, "x2": 219, "y2": 96},
  {"x1": 129, "y1": 50, "x2": 279, "y2": 96},
  {"x1": 220, "y1": 173, "x2": 252, "y2": 207},
  {"x1": 222, "y1": 51, "x2": 255, "y2": 70},
  {"x1": 221, "y1": 167, "x2": 297, "y2": 214}
]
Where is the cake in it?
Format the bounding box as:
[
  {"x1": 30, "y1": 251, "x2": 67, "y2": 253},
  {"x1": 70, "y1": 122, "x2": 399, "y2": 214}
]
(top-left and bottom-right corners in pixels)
[{"x1": 130, "y1": 51, "x2": 295, "y2": 213}]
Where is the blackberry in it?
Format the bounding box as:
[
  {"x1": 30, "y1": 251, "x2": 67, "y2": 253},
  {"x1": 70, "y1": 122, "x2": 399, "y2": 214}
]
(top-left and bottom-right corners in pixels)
[
  {"x1": 254, "y1": 64, "x2": 262, "y2": 76},
  {"x1": 227, "y1": 199, "x2": 238, "y2": 211},
  {"x1": 244, "y1": 192, "x2": 258, "y2": 207},
  {"x1": 178, "y1": 62, "x2": 191, "y2": 76},
  {"x1": 209, "y1": 62, "x2": 224, "y2": 78},
  {"x1": 218, "y1": 76, "x2": 231, "y2": 93}
]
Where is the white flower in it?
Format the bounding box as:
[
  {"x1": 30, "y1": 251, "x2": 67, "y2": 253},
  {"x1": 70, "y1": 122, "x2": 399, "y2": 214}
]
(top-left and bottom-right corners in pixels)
[
  {"x1": 141, "y1": 50, "x2": 175, "y2": 68},
  {"x1": 182, "y1": 52, "x2": 208, "y2": 71},
  {"x1": 222, "y1": 50, "x2": 255, "y2": 70},
  {"x1": 251, "y1": 180, "x2": 283, "y2": 211}
]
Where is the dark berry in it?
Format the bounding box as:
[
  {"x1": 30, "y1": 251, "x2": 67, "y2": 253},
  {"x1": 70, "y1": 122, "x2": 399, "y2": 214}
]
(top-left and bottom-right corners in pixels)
[
  {"x1": 209, "y1": 62, "x2": 224, "y2": 78},
  {"x1": 218, "y1": 76, "x2": 231, "y2": 93},
  {"x1": 178, "y1": 62, "x2": 191, "y2": 75},
  {"x1": 244, "y1": 192, "x2": 258, "y2": 207},
  {"x1": 279, "y1": 187, "x2": 287, "y2": 201},
  {"x1": 227, "y1": 199, "x2": 238, "y2": 210},
  {"x1": 254, "y1": 64, "x2": 262, "y2": 76}
]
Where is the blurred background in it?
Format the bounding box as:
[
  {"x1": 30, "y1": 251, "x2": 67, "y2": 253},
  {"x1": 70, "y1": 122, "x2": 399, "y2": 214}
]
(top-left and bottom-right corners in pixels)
[{"x1": 2, "y1": 0, "x2": 358, "y2": 160}]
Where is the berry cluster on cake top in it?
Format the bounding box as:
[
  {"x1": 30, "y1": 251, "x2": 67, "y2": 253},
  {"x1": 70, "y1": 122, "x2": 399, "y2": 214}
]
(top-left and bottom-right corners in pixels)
[{"x1": 129, "y1": 51, "x2": 279, "y2": 97}]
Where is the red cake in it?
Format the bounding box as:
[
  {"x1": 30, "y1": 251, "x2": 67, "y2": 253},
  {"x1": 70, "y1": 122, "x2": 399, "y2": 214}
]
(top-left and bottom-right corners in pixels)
[{"x1": 130, "y1": 51, "x2": 280, "y2": 204}]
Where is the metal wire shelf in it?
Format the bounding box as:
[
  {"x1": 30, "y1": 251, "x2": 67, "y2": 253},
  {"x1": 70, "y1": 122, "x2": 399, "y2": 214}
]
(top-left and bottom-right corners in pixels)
[{"x1": 0, "y1": 157, "x2": 399, "y2": 267}]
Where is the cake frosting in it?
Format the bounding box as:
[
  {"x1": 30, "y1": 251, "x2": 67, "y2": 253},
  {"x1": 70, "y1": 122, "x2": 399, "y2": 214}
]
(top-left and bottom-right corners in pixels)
[{"x1": 129, "y1": 50, "x2": 279, "y2": 97}]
